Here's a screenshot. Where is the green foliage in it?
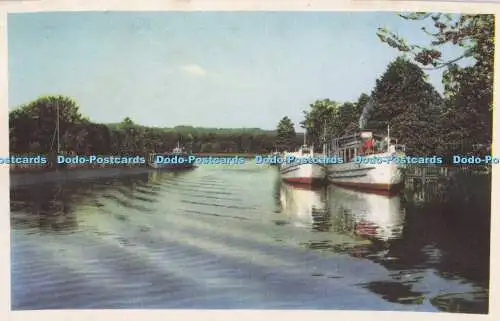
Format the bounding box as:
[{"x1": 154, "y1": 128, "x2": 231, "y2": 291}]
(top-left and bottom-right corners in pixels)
[
  {"x1": 275, "y1": 116, "x2": 296, "y2": 151},
  {"x1": 120, "y1": 117, "x2": 135, "y2": 128},
  {"x1": 300, "y1": 99, "x2": 337, "y2": 147},
  {"x1": 9, "y1": 96, "x2": 281, "y2": 156},
  {"x1": 105, "y1": 124, "x2": 268, "y2": 134},
  {"x1": 300, "y1": 99, "x2": 361, "y2": 148},
  {"x1": 370, "y1": 57, "x2": 444, "y2": 155},
  {"x1": 338, "y1": 101, "x2": 360, "y2": 134},
  {"x1": 375, "y1": 13, "x2": 493, "y2": 155},
  {"x1": 9, "y1": 95, "x2": 85, "y2": 152},
  {"x1": 295, "y1": 57, "x2": 444, "y2": 156}
]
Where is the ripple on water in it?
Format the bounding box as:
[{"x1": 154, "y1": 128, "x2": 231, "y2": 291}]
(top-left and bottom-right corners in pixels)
[{"x1": 10, "y1": 167, "x2": 490, "y2": 313}]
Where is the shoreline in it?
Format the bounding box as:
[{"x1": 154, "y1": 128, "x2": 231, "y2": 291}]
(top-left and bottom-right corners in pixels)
[
  {"x1": 194, "y1": 153, "x2": 257, "y2": 158},
  {"x1": 9, "y1": 167, "x2": 157, "y2": 190},
  {"x1": 7, "y1": 153, "x2": 260, "y2": 171}
]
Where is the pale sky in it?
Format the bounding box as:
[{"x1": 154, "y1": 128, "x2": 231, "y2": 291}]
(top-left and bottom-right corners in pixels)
[{"x1": 8, "y1": 12, "x2": 467, "y2": 130}]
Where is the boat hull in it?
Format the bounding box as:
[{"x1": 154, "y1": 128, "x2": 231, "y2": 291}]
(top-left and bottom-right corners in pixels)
[
  {"x1": 280, "y1": 163, "x2": 326, "y2": 186},
  {"x1": 151, "y1": 163, "x2": 196, "y2": 170},
  {"x1": 327, "y1": 152, "x2": 404, "y2": 193}
]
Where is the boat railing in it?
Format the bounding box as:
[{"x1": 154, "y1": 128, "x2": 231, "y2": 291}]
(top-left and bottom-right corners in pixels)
[
  {"x1": 394, "y1": 144, "x2": 406, "y2": 153},
  {"x1": 329, "y1": 141, "x2": 405, "y2": 159}
]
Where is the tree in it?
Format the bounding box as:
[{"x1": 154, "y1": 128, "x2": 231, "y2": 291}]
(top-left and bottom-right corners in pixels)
[
  {"x1": 438, "y1": 67, "x2": 493, "y2": 156},
  {"x1": 275, "y1": 116, "x2": 296, "y2": 151},
  {"x1": 9, "y1": 95, "x2": 85, "y2": 153},
  {"x1": 117, "y1": 117, "x2": 145, "y2": 153},
  {"x1": 300, "y1": 99, "x2": 339, "y2": 147},
  {"x1": 86, "y1": 123, "x2": 111, "y2": 154},
  {"x1": 377, "y1": 13, "x2": 493, "y2": 94},
  {"x1": 355, "y1": 93, "x2": 371, "y2": 115},
  {"x1": 200, "y1": 143, "x2": 212, "y2": 153},
  {"x1": 9, "y1": 96, "x2": 288, "y2": 158},
  {"x1": 120, "y1": 117, "x2": 135, "y2": 127},
  {"x1": 337, "y1": 102, "x2": 360, "y2": 134},
  {"x1": 300, "y1": 98, "x2": 363, "y2": 150},
  {"x1": 370, "y1": 57, "x2": 444, "y2": 155},
  {"x1": 377, "y1": 13, "x2": 494, "y2": 153}
]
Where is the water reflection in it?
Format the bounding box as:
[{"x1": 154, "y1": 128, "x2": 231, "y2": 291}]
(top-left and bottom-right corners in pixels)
[
  {"x1": 11, "y1": 183, "x2": 80, "y2": 234},
  {"x1": 10, "y1": 166, "x2": 489, "y2": 313},
  {"x1": 278, "y1": 183, "x2": 328, "y2": 230},
  {"x1": 10, "y1": 172, "x2": 153, "y2": 234},
  {"x1": 276, "y1": 175, "x2": 490, "y2": 313},
  {"x1": 277, "y1": 182, "x2": 405, "y2": 242},
  {"x1": 328, "y1": 186, "x2": 405, "y2": 241}
]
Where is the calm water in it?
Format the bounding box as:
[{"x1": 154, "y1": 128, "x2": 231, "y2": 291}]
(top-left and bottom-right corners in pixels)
[{"x1": 10, "y1": 163, "x2": 490, "y2": 312}]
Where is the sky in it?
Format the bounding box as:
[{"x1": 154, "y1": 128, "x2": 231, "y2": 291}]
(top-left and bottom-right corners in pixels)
[{"x1": 8, "y1": 12, "x2": 467, "y2": 130}]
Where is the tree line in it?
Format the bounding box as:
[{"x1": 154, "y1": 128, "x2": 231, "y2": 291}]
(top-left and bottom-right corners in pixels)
[
  {"x1": 275, "y1": 13, "x2": 494, "y2": 158},
  {"x1": 9, "y1": 95, "x2": 306, "y2": 157}
]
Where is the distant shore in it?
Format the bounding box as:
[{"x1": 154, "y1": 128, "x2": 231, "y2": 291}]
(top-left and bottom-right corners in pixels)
[
  {"x1": 9, "y1": 167, "x2": 157, "y2": 189},
  {"x1": 7, "y1": 152, "x2": 260, "y2": 172},
  {"x1": 7, "y1": 153, "x2": 263, "y2": 188},
  {"x1": 194, "y1": 153, "x2": 258, "y2": 158}
]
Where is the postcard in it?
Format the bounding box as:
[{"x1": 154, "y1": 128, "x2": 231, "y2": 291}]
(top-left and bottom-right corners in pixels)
[{"x1": 2, "y1": 1, "x2": 498, "y2": 321}]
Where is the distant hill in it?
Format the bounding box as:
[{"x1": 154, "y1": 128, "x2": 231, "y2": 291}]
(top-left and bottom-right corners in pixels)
[{"x1": 105, "y1": 123, "x2": 275, "y2": 134}]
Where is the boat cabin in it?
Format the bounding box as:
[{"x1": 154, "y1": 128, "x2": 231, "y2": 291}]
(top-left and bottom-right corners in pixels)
[
  {"x1": 172, "y1": 146, "x2": 184, "y2": 154},
  {"x1": 286, "y1": 144, "x2": 315, "y2": 158},
  {"x1": 330, "y1": 130, "x2": 404, "y2": 162},
  {"x1": 148, "y1": 142, "x2": 190, "y2": 164},
  {"x1": 299, "y1": 145, "x2": 312, "y2": 155},
  {"x1": 172, "y1": 141, "x2": 187, "y2": 154}
]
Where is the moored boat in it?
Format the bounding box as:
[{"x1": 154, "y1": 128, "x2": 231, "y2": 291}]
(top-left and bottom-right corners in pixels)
[
  {"x1": 269, "y1": 150, "x2": 282, "y2": 167},
  {"x1": 149, "y1": 142, "x2": 196, "y2": 170},
  {"x1": 327, "y1": 126, "x2": 405, "y2": 193},
  {"x1": 279, "y1": 144, "x2": 326, "y2": 186}
]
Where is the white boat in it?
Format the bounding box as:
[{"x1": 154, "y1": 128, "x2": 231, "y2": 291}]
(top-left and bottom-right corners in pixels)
[
  {"x1": 327, "y1": 126, "x2": 405, "y2": 192},
  {"x1": 149, "y1": 142, "x2": 196, "y2": 170},
  {"x1": 328, "y1": 186, "x2": 405, "y2": 241},
  {"x1": 279, "y1": 144, "x2": 326, "y2": 186}
]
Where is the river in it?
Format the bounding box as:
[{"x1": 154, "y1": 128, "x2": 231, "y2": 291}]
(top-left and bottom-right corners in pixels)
[{"x1": 10, "y1": 162, "x2": 490, "y2": 312}]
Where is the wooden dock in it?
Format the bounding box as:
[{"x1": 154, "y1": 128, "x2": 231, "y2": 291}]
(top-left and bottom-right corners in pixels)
[
  {"x1": 404, "y1": 165, "x2": 449, "y2": 181},
  {"x1": 402, "y1": 164, "x2": 491, "y2": 204},
  {"x1": 404, "y1": 164, "x2": 490, "y2": 181}
]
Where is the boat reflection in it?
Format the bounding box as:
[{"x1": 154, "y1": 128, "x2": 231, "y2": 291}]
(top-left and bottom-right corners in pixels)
[
  {"x1": 277, "y1": 182, "x2": 405, "y2": 242},
  {"x1": 279, "y1": 183, "x2": 327, "y2": 229},
  {"x1": 328, "y1": 186, "x2": 405, "y2": 241}
]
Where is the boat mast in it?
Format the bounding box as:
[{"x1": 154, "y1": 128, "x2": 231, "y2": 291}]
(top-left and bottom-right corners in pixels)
[
  {"x1": 322, "y1": 119, "x2": 327, "y2": 156},
  {"x1": 56, "y1": 100, "x2": 60, "y2": 154},
  {"x1": 386, "y1": 122, "x2": 390, "y2": 152}
]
